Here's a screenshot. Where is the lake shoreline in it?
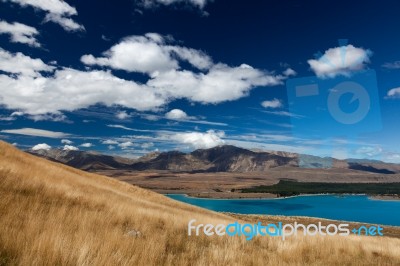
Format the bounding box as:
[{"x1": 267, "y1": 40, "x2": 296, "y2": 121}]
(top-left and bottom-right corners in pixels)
[{"x1": 169, "y1": 192, "x2": 400, "y2": 201}]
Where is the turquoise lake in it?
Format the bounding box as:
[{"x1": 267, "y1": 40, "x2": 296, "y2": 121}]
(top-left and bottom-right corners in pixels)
[{"x1": 166, "y1": 194, "x2": 400, "y2": 226}]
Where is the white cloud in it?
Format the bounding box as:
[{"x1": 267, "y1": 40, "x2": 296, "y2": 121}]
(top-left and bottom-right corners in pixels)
[
  {"x1": 101, "y1": 139, "x2": 119, "y2": 145},
  {"x1": 355, "y1": 146, "x2": 383, "y2": 157},
  {"x1": 167, "y1": 46, "x2": 213, "y2": 70},
  {"x1": 82, "y1": 35, "x2": 283, "y2": 104},
  {"x1": 0, "y1": 20, "x2": 40, "y2": 47},
  {"x1": 5, "y1": 0, "x2": 84, "y2": 32},
  {"x1": 63, "y1": 145, "x2": 79, "y2": 151},
  {"x1": 32, "y1": 143, "x2": 51, "y2": 150},
  {"x1": 81, "y1": 33, "x2": 212, "y2": 75},
  {"x1": 61, "y1": 139, "x2": 73, "y2": 144},
  {"x1": 0, "y1": 64, "x2": 164, "y2": 115},
  {"x1": 107, "y1": 124, "x2": 152, "y2": 132},
  {"x1": 80, "y1": 142, "x2": 93, "y2": 148},
  {"x1": 28, "y1": 113, "x2": 67, "y2": 122},
  {"x1": 149, "y1": 64, "x2": 283, "y2": 104},
  {"x1": 164, "y1": 109, "x2": 227, "y2": 126},
  {"x1": 262, "y1": 110, "x2": 303, "y2": 118},
  {"x1": 0, "y1": 115, "x2": 16, "y2": 121},
  {"x1": 386, "y1": 87, "x2": 400, "y2": 99},
  {"x1": 308, "y1": 45, "x2": 372, "y2": 78},
  {"x1": 141, "y1": 142, "x2": 154, "y2": 149},
  {"x1": 384, "y1": 152, "x2": 400, "y2": 163},
  {"x1": 0, "y1": 48, "x2": 54, "y2": 77},
  {"x1": 141, "y1": 114, "x2": 160, "y2": 121},
  {"x1": 118, "y1": 141, "x2": 134, "y2": 149},
  {"x1": 11, "y1": 111, "x2": 24, "y2": 117},
  {"x1": 283, "y1": 68, "x2": 296, "y2": 77},
  {"x1": 44, "y1": 13, "x2": 85, "y2": 32},
  {"x1": 0, "y1": 37, "x2": 285, "y2": 118},
  {"x1": 81, "y1": 34, "x2": 179, "y2": 75},
  {"x1": 116, "y1": 111, "x2": 130, "y2": 120},
  {"x1": 1, "y1": 128, "x2": 70, "y2": 138},
  {"x1": 382, "y1": 61, "x2": 400, "y2": 69},
  {"x1": 261, "y1": 98, "x2": 282, "y2": 109},
  {"x1": 170, "y1": 130, "x2": 225, "y2": 149},
  {"x1": 165, "y1": 109, "x2": 189, "y2": 120},
  {"x1": 140, "y1": 0, "x2": 210, "y2": 9},
  {"x1": 7, "y1": 0, "x2": 77, "y2": 15}
]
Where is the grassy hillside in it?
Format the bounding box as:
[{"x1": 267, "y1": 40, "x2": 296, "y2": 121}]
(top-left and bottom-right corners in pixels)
[{"x1": 0, "y1": 141, "x2": 400, "y2": 265}]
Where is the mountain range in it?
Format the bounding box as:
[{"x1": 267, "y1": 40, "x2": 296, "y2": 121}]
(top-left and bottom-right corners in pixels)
[{"x1": 27, "y1": 145, "x2": 400, "y2": 174}]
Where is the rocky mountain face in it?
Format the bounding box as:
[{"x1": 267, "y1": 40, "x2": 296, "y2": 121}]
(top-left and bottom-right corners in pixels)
[
  {"x1": 28, "y1": 145, "x2": 400, "y2": 174},
  {"x1": 28, "y1": 149, "x2": 135, "y2": 171}
]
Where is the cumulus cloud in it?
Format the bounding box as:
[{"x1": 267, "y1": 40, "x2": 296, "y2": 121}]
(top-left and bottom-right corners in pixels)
[
  {"x1": 165, "y1": 109, "x2": 189, "y2": 120},
  {"x1": 148, "y1": 64, "x2": 282, "y2": 104},
  {"x1": 61, "y1": 139, "x2": 73, "y2": 144},
  {"x1": 170, "y1": 130, "x2": 225, "y2": 149},
  {"x1": 43, "y1": 13, "x2": 84, "y2": 32},
  {"x1": 0, "y1": 62, "x2": 164, "y2": 115},
  {"x1": 0, "y1": 20, "x2": 40, "y2": 47},
  {"x1": 0, "y1": 48, "x2": 54, "y2": 77},
  {"x1": 118, "y1": 141, "x2": 134, "y2": 149},
  {"x1": 164, "y1": 109, "x2": 227, "y2": 126},
  {"x1": 261, "y1": 98, "x2": 283, "y2": 109},
  {"x1": 386, "y1": 87, "x2": 400, "y2": 99},
  {"x1": 116, "y1": 111, "x2": 130, "y2": 120},
  {"x1": 5, "y1": 0, "x2": 84, "y2": 32},
  {"x1": 81, "y1": 33, "x2": 212, "y2": 75},
  {"x1": 283, "y1": 68, "x2": 296, "y2": 77},
  {"x1": 32, "y1": 143, "x2": 51, "y2": 150},
  {"x1": 1, "y1": 128, "x2": 70, "y2": 138},
  {"x1": 81, "y1": 35, "x2": 282, "y2": 105},
  {"x1": 167, "y1": 45, "x2": 213, "y2": 70},
  {"x1": 0, "y1": 35, "x2": 285, "y2": 118},
  {"x1": 308, "y1": 45, "x2": 372, "y2": 78},
  {"x1": 141, "y1": 142, "x2": 154, "y2": 149},
  {"x1": 80, "y1": 142, "x2": 93, "y2": 148},
  {"x1": 63, "y1": 144, "x2": 79, "y2": 151}
]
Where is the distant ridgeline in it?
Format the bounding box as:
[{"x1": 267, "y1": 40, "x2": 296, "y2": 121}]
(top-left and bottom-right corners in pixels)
[{"x1": 28, "y1": 145, "x2": 400, "y2": 174}]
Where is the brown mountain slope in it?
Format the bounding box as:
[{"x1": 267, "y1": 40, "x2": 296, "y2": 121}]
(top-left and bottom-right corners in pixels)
[{"x1": 1, "y1": 141, "x2": 400, "y2": 265}]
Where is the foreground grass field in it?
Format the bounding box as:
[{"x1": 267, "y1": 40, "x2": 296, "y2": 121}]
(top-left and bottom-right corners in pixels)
[{"x1": 1, "y1": 141, "x2": 400, "y2": 265}]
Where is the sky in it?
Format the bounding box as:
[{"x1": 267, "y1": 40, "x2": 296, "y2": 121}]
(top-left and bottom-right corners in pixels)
[{"x1": 0, "y1": 0, "x2": 399, "y2": 162}]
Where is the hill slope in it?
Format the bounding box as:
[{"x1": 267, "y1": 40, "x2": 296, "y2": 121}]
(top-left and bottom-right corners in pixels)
[{"x1": 2, "y1": 141, "x2": 400, "y2": 265}]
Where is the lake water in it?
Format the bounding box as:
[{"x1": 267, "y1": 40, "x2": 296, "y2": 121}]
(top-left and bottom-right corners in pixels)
[{"x1": 167, "y1": 194, "x2": 400, "y2": 226}]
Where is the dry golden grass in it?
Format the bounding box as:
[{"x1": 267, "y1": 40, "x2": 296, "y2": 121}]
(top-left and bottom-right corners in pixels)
[{"x1": 1, "y1": 141, "x2": 400, "y2": 265}]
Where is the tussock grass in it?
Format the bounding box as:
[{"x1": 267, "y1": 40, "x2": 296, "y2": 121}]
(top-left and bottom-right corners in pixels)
[{"x1": 0, "y1": 141, "x2": 400, "y2": 265}]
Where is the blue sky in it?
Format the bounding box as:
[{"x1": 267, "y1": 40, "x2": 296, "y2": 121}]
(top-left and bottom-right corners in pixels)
[{"x1": 0, "y1": 0, "x2": 399, "y2": 162}]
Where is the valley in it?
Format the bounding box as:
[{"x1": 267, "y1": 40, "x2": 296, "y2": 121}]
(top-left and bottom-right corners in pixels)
[{"x1": 28, "y1": 145, "x2": 400, "y2": 199}]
